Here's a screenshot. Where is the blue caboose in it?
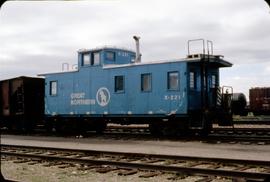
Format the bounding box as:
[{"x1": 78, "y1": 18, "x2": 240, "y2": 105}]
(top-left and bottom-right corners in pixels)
[{"x1": 42, "y1": 38, "x2": 233, "y2": 134}]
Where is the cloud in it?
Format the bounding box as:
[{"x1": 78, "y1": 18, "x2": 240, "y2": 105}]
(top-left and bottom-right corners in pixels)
[{"x1": 0, "y1": 0, "x2": 269, "y2": 96}]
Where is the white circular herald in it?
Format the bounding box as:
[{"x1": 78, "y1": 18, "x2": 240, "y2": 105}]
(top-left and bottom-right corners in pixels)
[{"x1": 96, "y1": 87, "x2": 110, "y2": 107}]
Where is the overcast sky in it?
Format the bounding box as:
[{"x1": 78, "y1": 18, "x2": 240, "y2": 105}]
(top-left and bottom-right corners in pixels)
[{"x1": 0, "y1": 0, "x2": 270, "y2": 98}]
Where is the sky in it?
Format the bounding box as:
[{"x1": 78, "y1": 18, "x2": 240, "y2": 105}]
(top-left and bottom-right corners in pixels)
[{"x1": 0, "y1": 0, "x2": 270, "y2": 99}]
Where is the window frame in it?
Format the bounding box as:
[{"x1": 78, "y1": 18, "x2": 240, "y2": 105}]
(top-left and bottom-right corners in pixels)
[
  {"x1": 167, "y1": 71, "x2": 180, "y2": 91},
  {"x1": 114, "y1": 75, "x2": 125, "y2": 93},
  {"x1": 211, "y1": 74, "x2": 217, "y2": 88},
  {"x1": 92, "y1": 52, "x2": 100, "y2": 66},
  {"x1": 82, "y1": 53, "x2": 91, "y2": 66},
  {"x1": 49, "y1": 81, "x2": 58, "y2": 96},
  {"x1": 189, "y1": 71, "x2": 196, "y2": 90},
  {"x1": 141, "y1": 73, "x2": 152, "y2": 92},
  {"x1": 106, "y1": 51, "x2": 115, "y2": 61}
]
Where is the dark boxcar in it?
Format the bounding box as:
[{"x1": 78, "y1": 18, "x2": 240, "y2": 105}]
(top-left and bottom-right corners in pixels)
[
  {"x1": 250, "y1": 87, "x2": 270, "y2": 115},
  {"x1": 0, "y1": 76, "x2": 44, "y2": 130}
]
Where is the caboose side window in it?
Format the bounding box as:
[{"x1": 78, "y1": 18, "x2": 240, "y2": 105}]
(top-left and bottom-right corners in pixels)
[
  {"x1": 141, "y1": 73, "x2": 152, "y2": 92},
  {"x1": 190, "y1": 71, "x2": 196, "y2": 89},
  {"x1": 115, "y1": 75, "x2": 124, "y2": 93},
  {"x1": 93, "y1": 52, "x2": 100, "y2": 65},
  {"x1": 211, "y1": 75, "x2": 216, "y2": 88},
  {"x1": 83, "y1": 53, "x2": 91, "y2": 66},
  {"x1": 168, "y1": 72, "x2": 179, "y2": 90},
  {"x1": 106, "y1": 52, "x2": 115, "y2": 61},
  {"x1": 50, "y1": 81, "x2": 57, "y2": 96}
]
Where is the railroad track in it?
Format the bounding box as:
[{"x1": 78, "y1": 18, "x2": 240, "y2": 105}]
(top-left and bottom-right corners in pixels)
[
  {"x1": 233, "y1": 116, "x2": 270, "y2": 125},
  {"x1": 103, "y1": 125, "x2": 270, "y2": 144},
  {"x1": 1, "y1": 144, "x2": 270, "y2": 181},
  {"x1": 2, "y1": 122, "x2": 270, "y2": 145},
  {"x1": 208, "y1": 128, "x2": 270, "y2": 144},
  {"x1": 104, "y1": 124, "x2": 150, "y2": 134},
  {"x1": 233, "y1": 120, "x2": 270, "y2": 125},
  {"x1": 212, "y1": 128, "x2": 270, "y2": 136},
  {"x1": 2, "y1": 128, "x2": 270, "y2": 146},
  {"x1": 100, "y1": 132, "x2": 270, "y2": 145}
]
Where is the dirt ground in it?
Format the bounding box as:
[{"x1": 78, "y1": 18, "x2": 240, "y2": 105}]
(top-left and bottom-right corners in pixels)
[
  {"x1": 1, "y1": 134, "x2": 266, "y2": 182},
  {"x1": 1, "y1": 160, "x2": 226, "y2": 182}
]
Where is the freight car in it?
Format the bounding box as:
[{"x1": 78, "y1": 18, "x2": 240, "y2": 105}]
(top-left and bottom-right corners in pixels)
[
  {"x1": 231, "y1": 93, "x2": 248, "y2": 116},
  {"x1": 0, "y1": 76, "x2": 44, "y2": 131},
  {"x1": 250, "y1": 87, "x2": 270, "y2": 115},
  {"x1": 41, "y1": 38, "x2": 234, "y2": 135},
  {"x1": 231, "y1": 88, "x2": 270, "y2": 116}
]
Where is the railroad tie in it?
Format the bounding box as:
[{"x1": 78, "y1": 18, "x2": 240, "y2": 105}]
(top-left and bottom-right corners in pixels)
[
  {"x1": 194, "y1": 176, "x2": 215, "y2": 182},
  {"x1": 139, "y1": 171, "x2": 162, "y2": 178},
  {"x1": 118, "y1": 169, "x2": 138, "y2": 176},
  {"x1": 77, "y1": 165, "x2": 99, "y2": 171},
  {"x1": 167, "y1": 173, "x2": 188, "y2": 180},
  {"x1": 27, "y1": 161, "x2": 40, "y2": 165},
  {"x1": 95, "y1": 166, "x2": 118, "y2": 173},
  {"x1": 144, "y1": 159, "x2": 164, "y2": 164},
  {"x1": 13, "y1": 160, "x2": 29, "y2": 164},
  {"x1": 42, "y1": 162, "x2": 54, "y2": 167}
]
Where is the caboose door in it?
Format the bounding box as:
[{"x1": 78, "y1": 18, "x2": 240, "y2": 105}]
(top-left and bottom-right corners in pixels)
[
  {"x1": 187, "y1": 61, "x2": 215, "y2": 130},
  {"x1": 187, "y1": 64, "x2": 206, "y2": 128}
]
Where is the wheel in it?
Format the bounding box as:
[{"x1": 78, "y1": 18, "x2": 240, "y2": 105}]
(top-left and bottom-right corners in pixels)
[
  {"x1": 240, "y1": 110, "x2": 248, "y2": 116},
  {"x1": 253, "y1": 111, "x2": 261, "y2": 116},
  {"x1": 149, "y1": 123, "x2": 163, "y2": 136},
  {"x1": 95, "y1": 122, "x2": 107, "y2": 134},
  {"x1": 45, "y1": 120, "x2": 53, "y2": 133},
  {"x1": 24, "y1": 120, "x2": 35, "y2": 133}
]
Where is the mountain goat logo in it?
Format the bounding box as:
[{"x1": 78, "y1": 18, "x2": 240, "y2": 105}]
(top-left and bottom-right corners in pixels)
[{"x1": 96, "y1": 87, "x2": 110, "y2": 107}]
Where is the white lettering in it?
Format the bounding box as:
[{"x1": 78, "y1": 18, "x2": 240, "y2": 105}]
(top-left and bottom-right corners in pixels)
[
  {"x1": 164, "y1": 94, "x2": 181, "y2": 101},
  {"x1": 71, "y1": 99, "x2": 95, "y2": 105},
  {"x1": 70, "y1": 92, "x2": 85, "y2": 99},
  {"x1": 70, "y1": 92, "x2": 95, "y2": 105}
]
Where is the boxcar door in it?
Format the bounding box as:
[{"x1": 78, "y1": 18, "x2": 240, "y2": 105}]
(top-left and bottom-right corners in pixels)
[{"x1": 1, "y1": 81, "x2": 10, "y2": 116}]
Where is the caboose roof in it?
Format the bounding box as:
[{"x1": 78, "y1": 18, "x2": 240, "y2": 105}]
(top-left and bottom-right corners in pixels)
[
  {"x1": 39, "y1": 54, "x2": 232, "y2": 76},
  {"x1": 103, "y1": 56, "x2": 232, "y2": 69},
  {"x1": 78, "y1": 46, "x2": 136, "y2": 54}
]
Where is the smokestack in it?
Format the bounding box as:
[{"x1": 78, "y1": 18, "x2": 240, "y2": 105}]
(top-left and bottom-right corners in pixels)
[{"x1": 133, "y1": 35, "x2": 141, "y2": 63}]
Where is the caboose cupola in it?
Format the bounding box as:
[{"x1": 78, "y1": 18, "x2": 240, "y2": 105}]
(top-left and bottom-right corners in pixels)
[{"x1": 77, "y1": 47, "x2": 136, "y2": 70}]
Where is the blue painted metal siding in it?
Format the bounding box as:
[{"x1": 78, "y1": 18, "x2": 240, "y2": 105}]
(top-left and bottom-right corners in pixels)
[
  {"x1": 45, "y1": 62, "x2": 188, "y2": 116},
  {"x1": 107, "y1": 62, "x2": 187, "y2": 115},
  {"x1": 102, "y1": 49, "x2": 136, "y2": 65}
]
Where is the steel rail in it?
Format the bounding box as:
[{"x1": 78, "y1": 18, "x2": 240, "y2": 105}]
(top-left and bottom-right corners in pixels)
[
  {"x1": 103, "y1": 128, "x2": 270, "y2": 143},
  {"x1": 2, "y1": 144, "x2": 270, "y2": 167},
  {"x1": 233, "y1": 121, "x2": 270, "y2": 125},
  {"x1": 213, "y1": 128, "x2": 270, "y2": 132},
  {"x1": 205, "y1": 136, "x2": 270, "y2": 145}
]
